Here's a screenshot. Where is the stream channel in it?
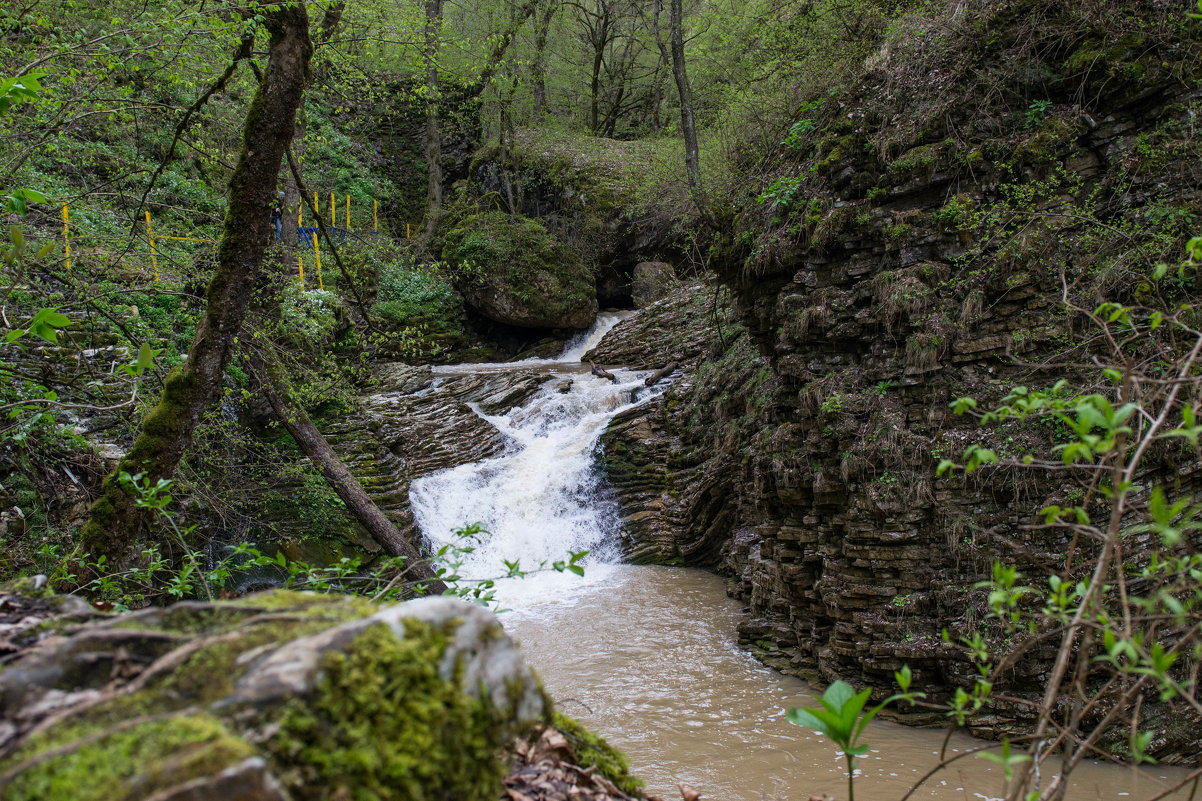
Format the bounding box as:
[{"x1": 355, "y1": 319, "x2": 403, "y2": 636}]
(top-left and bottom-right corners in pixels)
[{"x1": 407, "y1": 313, "x2": 1190, "y2": 801}]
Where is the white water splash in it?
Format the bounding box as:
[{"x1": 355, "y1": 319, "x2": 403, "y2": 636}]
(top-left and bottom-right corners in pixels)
[
  {"x1": 430, "y1": 311, "x2": 631, "y2": 375},
  {"x1": 410, "y1": 313, "x2": 662, "y2": 605}
]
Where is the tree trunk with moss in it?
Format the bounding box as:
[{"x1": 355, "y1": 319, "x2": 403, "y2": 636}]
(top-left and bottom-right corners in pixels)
[
  {"x1": 420, "y1": 0, "x2": 444, "y2": 248},
  {"x1": 80, "y1": 7, "x2": 313, "y2": 564},
  {"x1": 531, "y1": 0, "x2": 558, "y2": 116},
  {"x1": 252, "y1": 351, "x2": 447, "y2": 593}
]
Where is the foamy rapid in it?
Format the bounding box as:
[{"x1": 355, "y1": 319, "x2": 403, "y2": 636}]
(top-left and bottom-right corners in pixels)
[
  {"x1": 430, "y1": 311, "x2": 631, "y2": 375},
  {"x1": 409, "y1": 312, "x2": 663, "y2": 605}
]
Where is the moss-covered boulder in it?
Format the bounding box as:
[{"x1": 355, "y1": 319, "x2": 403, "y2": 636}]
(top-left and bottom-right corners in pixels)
[
  {"x1": 0, "y1": 591, "x2": 549, "y2": 801},
  {"x1": 443, "y1": 212, "x2": 597, "y2": 330}
]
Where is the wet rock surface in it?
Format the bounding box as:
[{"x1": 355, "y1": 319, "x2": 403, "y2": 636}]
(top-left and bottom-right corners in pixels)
[
  {"x1": 586, "y1": 282, "x2": 715, "y2": 368},
  {"x1": 0, "y1": 588, "x2": 638, "y2": 801},
  {"x1": 272, "y1": 367, "x2": 554, "y2": 547}
]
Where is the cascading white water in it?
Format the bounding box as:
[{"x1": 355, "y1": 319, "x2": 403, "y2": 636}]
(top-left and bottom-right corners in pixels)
[
  {"x1": 411, "y1": 312, "x2": 661, "y2": 604},
  {"x1": 407, "y1": 313, "x2": 1191, "y2": 801},
  {"x1": 430, "y1": 311, "x2": 631, "y2": 376}
]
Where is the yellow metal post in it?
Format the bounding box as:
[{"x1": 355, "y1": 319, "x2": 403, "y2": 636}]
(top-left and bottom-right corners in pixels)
[
  {"x1": 406, "y1": 223, "x2": 411, "y2": 240},
  {"x1": 144, "y1": 210, "x2": 159, "y2": 282},
  {"x1": 298, "y1": 254, "x2": 305, "y2": 286},
  {"x1": 312, "y1": 232, "x2": 322, "y2": 290},
  {"x1": 314, "y1": 191, "x2": 319, "y2": 221},
  {"x1": 61, "y1": 204, "x2": 71, "y2": 272},
  {"x1": 330, "y1": 192, "x2": 335, "y2": 227},
  {"x1": 345, "y1": 195, "x2": 350, "y2": 231},
  {"x1": 373, "y1": 199, "x2": 378, "y2": 233}
]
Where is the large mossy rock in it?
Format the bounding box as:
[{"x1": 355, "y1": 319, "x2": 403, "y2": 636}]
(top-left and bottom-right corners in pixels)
[
  {"x1": 443, "y1": 212, "x2": 597, "y2": 330},
  {"x1": 0, "y1": 591, "x2": 548, "y2": 801}
]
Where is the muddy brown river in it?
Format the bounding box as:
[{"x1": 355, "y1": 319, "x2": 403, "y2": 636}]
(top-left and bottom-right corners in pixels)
[
  {"x1": 501, "y1": 565, "x2": 1190, "y2": 801},
  {"x1": 409, "y1": 314, "x2": 1192, "y2": 801}
]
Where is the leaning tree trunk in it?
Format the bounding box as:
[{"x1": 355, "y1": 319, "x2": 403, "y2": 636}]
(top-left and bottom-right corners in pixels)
[
  {"x1": 80, "y1": 6, "x2": 313, "y2": 564},
  {"x1": 252, "y1": 352, "x2": 447, "y2": 593}
]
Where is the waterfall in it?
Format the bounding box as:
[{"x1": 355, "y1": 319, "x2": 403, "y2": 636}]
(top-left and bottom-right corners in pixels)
[
  {"x1": 430, "y1": 311, "x2": 630, "y2": 375},
  {"x1": 410, "y1": 312, "x2": 662, "y2": 604},
  {"x1": 405, "y1": 313, "x2": 1188, "y2": 801}
]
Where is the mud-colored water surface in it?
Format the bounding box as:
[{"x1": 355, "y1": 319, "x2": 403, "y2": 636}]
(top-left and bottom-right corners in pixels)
[
  {"x1": 502, "y1": 565, "x2": 1190, "y2": 801},
  {"x1": 409, "y1": 314, "x2": 1192, "y2": 801}
]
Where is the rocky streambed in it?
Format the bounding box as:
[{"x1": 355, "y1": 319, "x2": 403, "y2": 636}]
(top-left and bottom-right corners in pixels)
[
  {"x1": 2, "y1": 296, "x2": 1194, "y2": 801},
  {"x1": 328, "y1": 298, "x2": 1192, "y2": 800}
]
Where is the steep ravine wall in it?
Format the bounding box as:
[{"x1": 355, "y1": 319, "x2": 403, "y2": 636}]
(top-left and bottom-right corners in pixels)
[{"x1": 599, "y1": 0, "x2": 1202, "y2": 760}]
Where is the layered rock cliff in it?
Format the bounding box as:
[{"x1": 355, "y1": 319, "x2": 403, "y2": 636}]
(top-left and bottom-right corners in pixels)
[{"x1": 598, "y1": 0, "x2": 1202, "y2": 758}]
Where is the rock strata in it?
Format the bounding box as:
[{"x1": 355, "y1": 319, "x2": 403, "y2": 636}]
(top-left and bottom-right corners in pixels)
[
  {"x1": 262, "y1": 366, "x2": 554, "y2": 548},
  {"x1": 594, "y1": 27, "x2": 1202, "y2": 752}
]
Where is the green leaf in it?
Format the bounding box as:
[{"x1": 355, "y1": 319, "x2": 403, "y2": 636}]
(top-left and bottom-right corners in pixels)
[
  {"x1": 822, "y1": 680, "x2": 857, "y2": 715},
  {"x1": 895, "y1": 665, "x2": 912, "y2": 693}
]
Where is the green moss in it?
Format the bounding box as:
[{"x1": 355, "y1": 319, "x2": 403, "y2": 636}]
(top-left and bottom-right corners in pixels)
[
  {"x1": 885, "y1": 142, "x2": 945, "y2": 182},
  {"x1": 553, "y1": 712, "x2": 644, "y2": 797},
  {"x1": 442, "y1": 211, "x2": 595, "y2": 327},
  {"x1": 4, "y1": 714, "x2": 254, "y2": 801},
  {"x1": 817, "y1": 134, "x2": 857, "y2": 173},
  {"x1": 1062, "y1": 34, "x2": 1148, "y2": 84},
  {"x1": 267, "y1": 621, "x2": 511, "y2": 801},
  {"x1": 56, "y1": 597, "x2": 369, "y2": 726},
  {"x1": 1013, "y1": 118, "x2": 1077, "y2": 162}
]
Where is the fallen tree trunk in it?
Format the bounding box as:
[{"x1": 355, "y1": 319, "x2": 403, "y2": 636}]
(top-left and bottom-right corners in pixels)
[
  {"x1": 590, "y1": 361, "x2": 618, "y2": 382},
  {"x1": 253, "y1": 352, "x2": 447, "y2": 594},
  {"x1": 644, "y1": 362, "x2": 677, "y2": 387}
]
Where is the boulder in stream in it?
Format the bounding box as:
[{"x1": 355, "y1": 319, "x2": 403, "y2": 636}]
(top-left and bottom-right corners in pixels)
[{"x1": 443, "y1": 212, "x2": 598, "y2": 330}]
